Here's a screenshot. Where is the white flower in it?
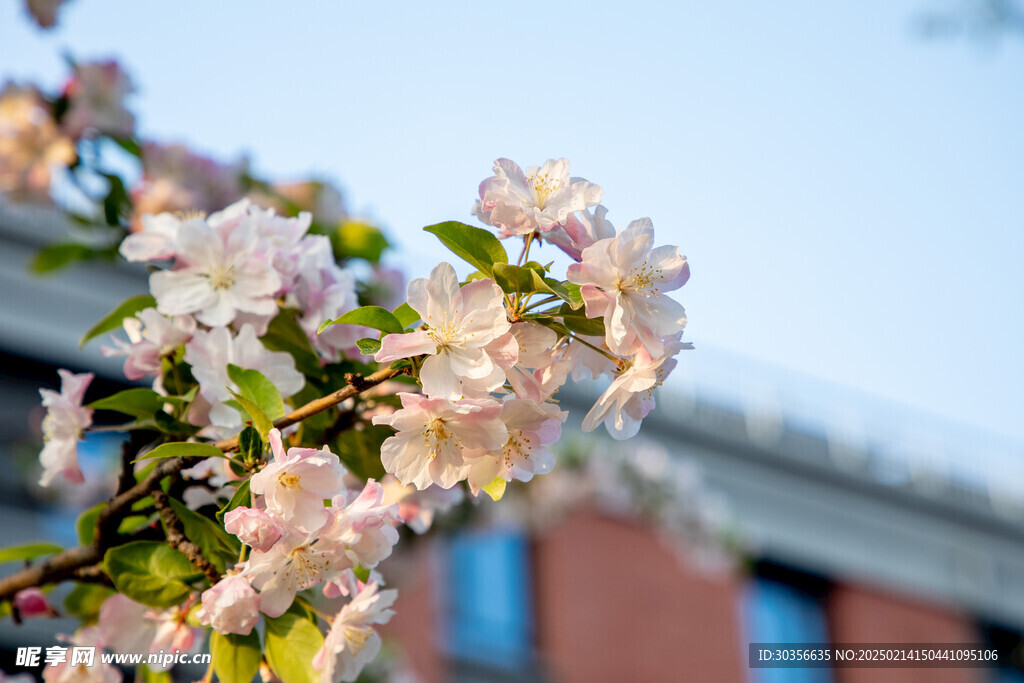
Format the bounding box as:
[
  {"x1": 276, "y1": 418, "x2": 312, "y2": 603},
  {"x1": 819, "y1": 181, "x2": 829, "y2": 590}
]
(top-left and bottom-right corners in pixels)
[
  {"x1": 372, "y1": 393, "x2": 508, "y2": 490},
  {"x1": 567, "y1": 218, "x2": 689, "y2": 356},
  {"x1": 38, "y1": 369, "x2": 94, "y2": 486},
  {"x1": 374, "y1": 262, "x2": 515, "y2": 399},
  {"x1": 321, "y1": 480, "x2": 401, "y2": 570},
  {"x1": 465, "y1": 398, "x2": 565, "y2": 495},
  {"x1": 313, "y1": 579, "x2": 397, "y2": 683},
  {"x1": 119, "y1": 212, "x2": 182, "y2": 262},
  {"x1": 243, "y1": 530, "x2": 337, "y2": 618},
  {"x1": 184, "y1": 325, "x2": 304, "y2": 436},
  {"x1": 473, "y1": 158, "x2": 602, "y2": 236},
  {"x1": 582, "y1": 337, "x2": 690, "y2": 439},
  {"x1": 149, "y1": 202, "x2": 282, "y2": 327},
  {"x1": 544, "y1": 204, "x2": 617, "y2": 261},
  {"x1": 506, "y1": 321, "x2": 564, "y2": 401},
  {"x1": 101, "y1": 308, "x2": 195, "y2": 382},
  {"x1": 250, "y1": 429, "x2": 348, "y2": 533},
  {"x1": 199, "y1": 575, "x2": 261, "y2": 636}
]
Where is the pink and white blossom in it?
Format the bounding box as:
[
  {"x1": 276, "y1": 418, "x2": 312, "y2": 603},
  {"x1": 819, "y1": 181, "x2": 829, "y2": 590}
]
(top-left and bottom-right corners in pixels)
[
  {"x1": 321, "y1": 479, "x2": 401, "y2": 570},
  {"x1": 567, "y1": 218, "x2": 689, "y2": 357},
  {"x1": 149, "y1": 205, "x2": 282, "y2": 327},
  {"x1": 38, "y1": 369, "x2": 93, "y2": 486},
  {"x1": 243, "y1": 531, "x2": 337, "y2": 618},
  {"x1": 43, "y1": 628, "x2": 121, "y2": 683},
  {"x1": 374, "y1": 262, "x2": 515, "y2": 400},
  {"x1": 199, "y1": 575, "x2": 261, "y2": 636},
  {"x1": 101, "y1": 308, "x2": 195, "y2": 382},
  {"x1": 313, "y1": 579, "x2": 397, "y2": 683},
  {"x1": 146, "y1": 604, "x2": 198, "y2": 663},
  {"x1": 250, "y1": 429, "x2": 347, "y2": 532},
  {"x1": 224, "y1": 507, "x2": 286, "y2": 553},
  {"x1": 506, "y1": 322, "x2": 564, "y2": 401},
  {"x1": 465, "y1": 398, "x2": 565, "y2": 495},
  {"x1": 184, "y1": 325, "x2": 303, "y2": 436},
  {"x1": 372, "y1": 393, "x2": 507, "y2": 490},
  {"x1": 473, "y1": 158, "x2": 602, "y2": 236},
  {"x1": 544, "y1": 204, "x2": 616, "y2": 261},
  {"x1": 582, "y1": 337, "x2": 690, "y2": 440},
  {"x1": 119, "y1": 212, "x2": 183, "y2": 262},
  {"x1": 95, "y1": 594, "x2": 155, "y2": 655}
]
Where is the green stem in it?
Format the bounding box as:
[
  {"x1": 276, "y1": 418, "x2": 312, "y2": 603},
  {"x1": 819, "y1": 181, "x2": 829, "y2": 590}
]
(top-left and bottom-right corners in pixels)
[{"x1": 521, "y1": 295, "x2": 560, "y2": 313}]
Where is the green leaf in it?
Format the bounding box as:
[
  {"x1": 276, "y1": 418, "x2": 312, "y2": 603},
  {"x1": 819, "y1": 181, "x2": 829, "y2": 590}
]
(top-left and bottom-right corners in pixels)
[
  {"x1": 319, "y1": 306, "x2": 403, "y2": 335},
  {"x1": 64, "y1": 583, "x2": 114, "y2": 620},
  {"x1": 492, "y1": 264, "x2": 583, "y2": 309},
  {"x1": 356, "y1": 338, "x2": 382, "y2": 355},
  {"x1": 261, "y1": 310, "x2": 322, "y2": 377},
  {"x1": 79, "y1": 294, "x2": 156, "y2": 347},
  {"x1": 227, "y1": 390, "x2": 275, "y2": 439},
  {"x1": 556, "y1": 304, "x2": 607, "y2": 337},
  {"x1": 217, "y1": 480, "x2": 251, "y2": 525},
  {"x1": 76, "y1": 503, "x2": 105, "y2": 545},
  {"x1": 331, "y1": 220, "x2": 390, "y2": 263},
  {"x1": 104, "y1": 542, "x2": 199, "y2": 607},
  {"x1": 211, "y1": 629, "x2": 262, "y2": 683},
  {"x1": 0, "y1": 542, "x2": 62, "y2": 565},
  {"x1": 167, "y1": 498, "x2": 239, "y2": 573},
  {"x1": 392, "y1": 302, "x2": 420, "y2": 328},
  {"x1": 334, "y1": 425, "x2": 390, "y2": 480},
  {"x1": 135, "y1": 441, "x2": 225, "y2": 463},
  {"x1": 265, "y1": 611, "x2": 325, "y2": 683},
  {"x1": 30, "y1": 243, "x2": 96, "y2": 274},
  {"x1": 238, "y1": 426, "x2": 263, "y2": 464},
  {"x1": 89, "y1": 388, "x2": 168, "y2": 419},
  {"x1": 137, "y1": 665, "x2": 172, "y2": 683},
  {"x1": 228, "y1": 365, "x2": 287, "y2": 422},
  {"x1": 423, "y1": 221, "x2": 508, "y2": 276}
]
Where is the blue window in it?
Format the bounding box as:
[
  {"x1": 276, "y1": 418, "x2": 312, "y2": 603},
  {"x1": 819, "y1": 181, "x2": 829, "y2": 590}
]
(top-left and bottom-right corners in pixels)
[
  {"x1": 745, "y1": 570, "x2": 833, "y2": 683},
  {"x1": 444, "y1": 526, "x2": 533, "y2": 671}
]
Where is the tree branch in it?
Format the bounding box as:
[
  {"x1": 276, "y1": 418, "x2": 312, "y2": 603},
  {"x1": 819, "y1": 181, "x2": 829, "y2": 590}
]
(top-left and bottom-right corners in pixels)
[
  {"x1": 0, "y1": 365, "x2": 404, "y2": 602},
  {"x1": 152, "y1": 491, "x2": 221, "y2": 584}
]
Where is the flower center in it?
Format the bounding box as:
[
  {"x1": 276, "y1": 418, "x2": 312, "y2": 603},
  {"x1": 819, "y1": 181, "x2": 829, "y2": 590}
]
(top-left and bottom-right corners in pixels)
[
  {"x1": 343, "y1": 625, "x2": 373, "y2": 654},
  {"x1": 206, "y1": 264, "x2": 236, "y2": 291},
  {"x1": 277, "y1": 472, "x2": 302, "y2": 490},
  {"x1": 527, "y1": 172, "x2": 562, "y2": 209},
  {"x1": 422, "y1": 418, "x2": 458, "y2": 460},
  {"x1": 618, "y1": 260, "x2": 663, "y2": 295},
  {"x1": 283, "y1": 545, "x2": 330, "y2": 590},
  {"x1": 427, "y1": 313, "x2": 464, "y2": 352},
  {"x1": 501, "y1": 429, "x2": 532, "y2": 466}
]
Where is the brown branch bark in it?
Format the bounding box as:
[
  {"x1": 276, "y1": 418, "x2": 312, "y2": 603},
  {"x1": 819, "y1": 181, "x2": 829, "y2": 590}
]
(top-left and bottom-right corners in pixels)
[
  {"x1": 152, "y1": 491, "x2": 221, "y2": 584},
  {"x1": 0, "y1": 365, "x2": 404, "y2": 602}
]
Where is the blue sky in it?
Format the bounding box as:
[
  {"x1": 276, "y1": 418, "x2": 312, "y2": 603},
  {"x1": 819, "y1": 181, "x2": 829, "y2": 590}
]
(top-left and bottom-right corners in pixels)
[{"x1": 2, "y1": 1, "x2": 1022, "y2": 446}]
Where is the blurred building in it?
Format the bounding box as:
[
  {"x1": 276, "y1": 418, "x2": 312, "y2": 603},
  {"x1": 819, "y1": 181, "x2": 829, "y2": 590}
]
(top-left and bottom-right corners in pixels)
[{"x1": 2, "y1": 205, "x2": 1024, "y2": 683}]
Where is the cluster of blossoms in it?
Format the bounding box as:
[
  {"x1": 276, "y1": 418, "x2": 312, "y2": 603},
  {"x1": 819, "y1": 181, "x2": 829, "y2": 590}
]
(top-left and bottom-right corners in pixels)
[
  {"x1": 204, "y1": 428, "x2": 400, "y2": 682},
  {"x1": 21, "y1": 156, "x2": 691, "y2": 682},
  {"x1": 368, "y1": 158, "x2": 690, "y2": 498}
]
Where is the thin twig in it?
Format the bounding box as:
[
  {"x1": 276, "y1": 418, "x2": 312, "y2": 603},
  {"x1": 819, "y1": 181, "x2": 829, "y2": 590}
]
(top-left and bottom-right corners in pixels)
[{"x1": 152, "y1": 491, "x2": 221, "y2": 584}]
